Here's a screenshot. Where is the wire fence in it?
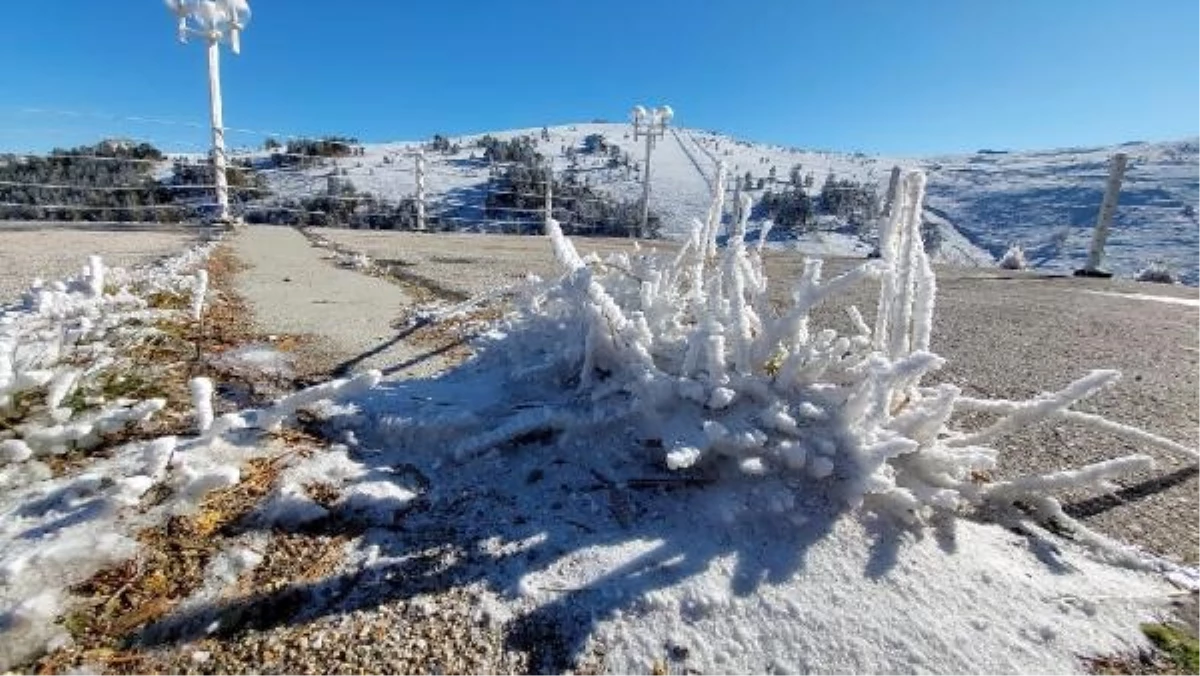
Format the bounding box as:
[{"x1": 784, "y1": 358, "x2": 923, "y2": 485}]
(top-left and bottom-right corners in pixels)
[{"x1": 1, "y1": 105, "x2": 893, "y2": 237}]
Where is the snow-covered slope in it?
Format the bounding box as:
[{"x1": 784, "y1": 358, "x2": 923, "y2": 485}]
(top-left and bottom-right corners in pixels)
[
  {"x1": 923, "y1": 140, "x2": 1200, "y2": 284},
  {"x1": 240, "y1": 125, "x2": 1197, "y2": 283}
]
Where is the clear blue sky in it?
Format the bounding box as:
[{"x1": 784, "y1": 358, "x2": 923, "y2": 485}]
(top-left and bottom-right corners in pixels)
[{"x1": 0, "y1": 0, "x2": 1196, "y2": 156}]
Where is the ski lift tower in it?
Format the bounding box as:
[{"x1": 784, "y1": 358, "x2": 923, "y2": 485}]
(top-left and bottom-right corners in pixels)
[
  {"x1": 165, "y1": 0, "x2": 251, "y2": 225},
  {"x1": 631, "y1": 104, "x2": 673, "y2": 237}
]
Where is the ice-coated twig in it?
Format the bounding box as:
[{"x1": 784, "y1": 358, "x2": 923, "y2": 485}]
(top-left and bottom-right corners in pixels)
[
  {"x1": 477, "y1": 166, "x2": 1196, "y2": 571},
  {"x1": 954, "y1": 396, "x2": 1199, "y2": 461},
  {"x1": 986, "y1": 455, "x2": 1154, "y2": 501},
  {"x1": 256, "y1": 370, "x2": 382, "y2": 431},
  {"x1": 946, "y1": 370, "x2": 1121, "y2": 448},
  {"x1": 191, "y1": 269, "x2": 209, "y2": 321}
]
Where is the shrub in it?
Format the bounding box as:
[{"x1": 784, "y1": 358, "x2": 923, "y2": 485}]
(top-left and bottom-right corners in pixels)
[{"x1": 1135, "y1": 261, "x2": 1176, "y2": 284}]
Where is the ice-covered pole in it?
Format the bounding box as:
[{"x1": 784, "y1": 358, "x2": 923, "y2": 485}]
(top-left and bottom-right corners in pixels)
[
  {"x1": 544, "y1": 162, "x2": 553, "y2": 224},
  {"x1": 168, "y1": 0, "x2": 252, "y2": 226},
  {"x1": 206, "y1": 34, "x2": 230, "y2": 224},
  {"x1": 415, "y1": 151, "x2": 427, "y2": 231},
  {"x1": 1080, "y1": 153, "x2": 1128, "y2": 275},
  {"x1": 631, "y1": 104, "x2": 673, "y2": 239},
  {"x1": 640, "y1": 122, "x2": 654, "y2": 238}
]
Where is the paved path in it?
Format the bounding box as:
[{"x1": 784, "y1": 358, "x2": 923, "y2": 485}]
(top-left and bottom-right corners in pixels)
[{"x1": 230, "y1": 225, "x2": 461, "y2": 380}]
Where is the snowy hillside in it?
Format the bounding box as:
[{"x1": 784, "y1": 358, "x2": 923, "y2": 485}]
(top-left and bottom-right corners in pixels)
[
  {"x1": 923, "y1": 140, "x2": 1200, "y2": 285},
  {"x1": 239, "y1": 123, "x2": 985, "y2": 264},
  {"x1": 238, "y1": 125, "x2": 1197, "y2": 284}
]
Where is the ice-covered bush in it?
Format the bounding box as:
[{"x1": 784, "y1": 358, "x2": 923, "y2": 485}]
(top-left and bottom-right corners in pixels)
[
  {"x1": 998, "y1": 244, "x2": 1027, "y2": 270},
  {"x1": 1135, "y1": 260, "x2": 1177, "y2": 284},
  {"x1": 465, "y1": 166, "x2": 1194, "y2": 564}
]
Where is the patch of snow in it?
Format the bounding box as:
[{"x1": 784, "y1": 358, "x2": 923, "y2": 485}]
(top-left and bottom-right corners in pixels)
[{"x1": 1082, "y1": 290, "x2": 1200, "y2": 308}]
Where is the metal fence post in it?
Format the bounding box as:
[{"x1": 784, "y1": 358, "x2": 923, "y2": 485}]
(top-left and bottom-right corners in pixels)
[
  {"x1": 415, "y1": 151, "x2": 426, "y2": 231},
  {"x1": 1076, "y1": 153, "x2": 1128, "y2": 277}
]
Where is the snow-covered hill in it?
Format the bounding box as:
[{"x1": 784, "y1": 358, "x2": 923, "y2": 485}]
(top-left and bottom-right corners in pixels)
[{"x1": 238, "y1": 125, "x2": 1198, "y2": 284}]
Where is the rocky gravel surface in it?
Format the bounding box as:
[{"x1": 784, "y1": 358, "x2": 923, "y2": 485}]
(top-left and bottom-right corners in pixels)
[
  {"x1": 144, "y1": 588, "x2": 530, "y2": 675},
  {"x1": 0, "y1": 223, "x2": 201, "y2": 304}
]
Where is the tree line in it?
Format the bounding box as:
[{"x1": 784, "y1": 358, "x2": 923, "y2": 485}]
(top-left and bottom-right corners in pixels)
[{"x1": 0, "y1": 141, "x2": 187, "y2": 222}]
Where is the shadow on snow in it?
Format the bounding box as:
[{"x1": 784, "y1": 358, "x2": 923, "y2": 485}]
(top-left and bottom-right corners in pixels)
[{"x1": 133, "y1": 349, "x2": 1073, "y2": 671}]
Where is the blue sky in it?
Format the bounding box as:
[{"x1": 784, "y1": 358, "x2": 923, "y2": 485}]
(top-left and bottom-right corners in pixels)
[{"x1": 0, "y1": 0, "x2": 1196, "y2": 156}]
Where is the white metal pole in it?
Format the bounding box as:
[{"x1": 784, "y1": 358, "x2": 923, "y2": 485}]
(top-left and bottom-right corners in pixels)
[
  {"x1": 415, "y1": 151, "x2": 426, "y2": 231},
  {"x1": 1083, "y1": 153, "x2": 1128, "y2": 273},
  {"x1": 206, "y1": 36, "x2": 230, "y2": 224},
  {"x1": 544, "y1": 163, "x2": 553, "y2": 224},
  {"x1": 640, "y1": 129, "x2": 653, "y2": 238},
  {"x1": 731, "y1": 173, "x2": 743, "y2": 239}
]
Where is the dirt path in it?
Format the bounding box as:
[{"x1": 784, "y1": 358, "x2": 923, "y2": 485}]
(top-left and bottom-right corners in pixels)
[{"x1": 229, "y1": 225, "x2": 467, "y2": 380}]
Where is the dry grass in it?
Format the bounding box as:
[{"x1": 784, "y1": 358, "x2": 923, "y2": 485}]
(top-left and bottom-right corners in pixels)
[
  {"x1": 29, "y1": 451, "x2": 296, "y2": 674},
  {"x1": 18, "y1": 244, "x2": 347, "y2": 674}
]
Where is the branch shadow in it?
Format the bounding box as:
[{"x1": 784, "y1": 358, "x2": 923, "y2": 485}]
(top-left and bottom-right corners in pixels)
[
  {"x1": 132, "y1": 359, "x2": 1089, "y2": 671},
  {"x1": 1064, "y1": 466, "x2": 1199, "y2": 519},
  {"x1": 133, "y1": 368, "x2": 866, "y2": 670}
]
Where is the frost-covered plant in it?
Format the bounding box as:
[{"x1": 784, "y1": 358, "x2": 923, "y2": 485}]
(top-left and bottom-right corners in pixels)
[
  {"x1": 1135, "y1": 260, "x2": 1176, "y2": 284},
  {"x1": 192, "y1": 269, "x2": 209, "y2": 321},
  {"x1": 998, "y1": 244, "x2": 1027, "y2": 270},
  {"x1": 190, "y1": 377, "x2": 215, "y2": 433},
  {"x1": 474, "y1": 166, "x2": 1195, "y2": 566},
  {"x1": 338, "y1": 252, "x2": 372, "y2": 271},
  {"x1": 0, "y1": 241, "x2": 221, "y2": 461}
]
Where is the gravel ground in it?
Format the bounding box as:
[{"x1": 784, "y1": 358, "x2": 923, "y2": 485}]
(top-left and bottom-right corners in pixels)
[
  {"x1": 309, "y1": 228, "x2": 677, "y2": 299},
  {"x1": 0, "y1": 223, "x2": 202, "y2": 305}
]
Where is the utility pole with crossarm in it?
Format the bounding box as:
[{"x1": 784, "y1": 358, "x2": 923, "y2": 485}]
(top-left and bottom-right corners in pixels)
[
  {"x1": 165, "y1": 0, "x2": 251, "y2": 225},
  {"x1": 630, "y1": 104, "x2": 673, "y2": 238}
]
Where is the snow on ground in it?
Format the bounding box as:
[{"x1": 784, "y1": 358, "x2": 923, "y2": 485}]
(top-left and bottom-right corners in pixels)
[
  {"x1": 265, "y1": 372, "x2": 1184, "y2": 673},
  {"x1": 0, "y1": 234, "x2": 382, "y2": 669}
]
